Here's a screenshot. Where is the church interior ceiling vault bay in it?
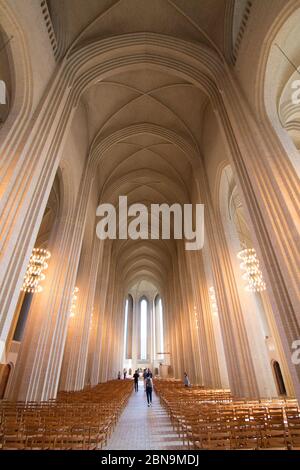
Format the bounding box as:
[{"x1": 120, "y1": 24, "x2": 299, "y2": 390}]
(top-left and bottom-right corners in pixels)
[{"x1": 0, "y1": 0, "x2": 299, "y2": 452}]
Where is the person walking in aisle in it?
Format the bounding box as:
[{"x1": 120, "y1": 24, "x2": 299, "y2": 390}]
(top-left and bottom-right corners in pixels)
[
  {"x1": 133, "y1": 370, "x2": 139, "y2": 392},
  {"x1": 143, "y1": 368, "x2": 147, "y2": 391},
  {"x1": 145, "y1": 373, "x2": 153, "y2": 407}
]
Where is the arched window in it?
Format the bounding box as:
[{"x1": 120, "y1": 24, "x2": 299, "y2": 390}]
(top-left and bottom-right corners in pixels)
[
  {"x1": 155, "y1": 295, "x2": 164, "y2": 359},
  {"x1": 0, "y1": 28, "x2": 11, "y2": 126},
  {"x1": 123, "y1": 298, "x2": 129, "y2": 360},
  {"x1": 264, "y1": 8, "x2": 300, "y2": 175},
  {"x1": 218, "y1": 164, "x2": 280, "y2": 397},
  {"x1": 140, "y1": 298, "x2": 148, "y2": 360},
  {"x1": 0, "y1": 363, "x2": 12, "y2": 399},
  {"x1": 123, "y1": 294, "x2": 133, "y2": 360},
  {"x1": 272, "y1": 361, "x2": 287, "y2": 396}
]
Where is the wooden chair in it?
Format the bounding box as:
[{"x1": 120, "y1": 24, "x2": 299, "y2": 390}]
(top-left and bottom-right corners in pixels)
[
  {"x1": 264, "y1": 409, "x2": 287, "y2": 449},
  {"x1": 286, "y1": 409, "x2": 300, "y2": 449}
]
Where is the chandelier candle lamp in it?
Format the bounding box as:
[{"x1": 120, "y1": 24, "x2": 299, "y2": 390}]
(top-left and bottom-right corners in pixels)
[
  {"x1": 193, "y1": 305, "x2": 199, "y2": 330},
  {"x1": 209, "y1": 286, "x2": 219, "y2": 316},
  {"x1": 21, "y1": 248, "x2": 51, "y2": 293},
  {"x1": 89, "y1": 308, "x2": 94, "y2": 330},
  {"x1": 237, "y1": 247, "x2": 266, "y2": 292},
  {"x1": 70, "y1": 287, "x2": 79, "y2": 318}
]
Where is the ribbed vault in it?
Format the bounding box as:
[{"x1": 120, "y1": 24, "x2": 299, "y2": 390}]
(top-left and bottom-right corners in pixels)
[
  {"x1": 83, "y1": 66, "x2": 208, "y2": 294},
  {"x1": 73, "y1": 45, "x2": 214, "y2": 295},
  {"x1": 48, "y1": 0, "x2": 227, "y2": 58}
]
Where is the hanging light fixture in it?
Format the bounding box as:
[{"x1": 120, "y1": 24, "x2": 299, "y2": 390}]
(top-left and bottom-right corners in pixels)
[
  {"x1": 69, "y1": 287, "x2": 79, "y2": 318},
  {"x1": 21, "y1": 248, "x2": 51, "y2": 293},
  {"x1": 224, "y1": 169, "x2": 266, "y2": 294},
  {"x1": 237, "y1": 248, "x2": 266, "y2": 292},
  {"x1": 209, "y1": 286, "x2": 219, "y2": 316}
]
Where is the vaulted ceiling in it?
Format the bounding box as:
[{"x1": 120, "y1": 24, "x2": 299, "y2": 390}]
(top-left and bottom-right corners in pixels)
[
  {"x1": 48, "y1": 0, "x2": 229, "y2": 56},
  {"x1": 48, "y1": 0, "x2": 233, "y2": 293}
]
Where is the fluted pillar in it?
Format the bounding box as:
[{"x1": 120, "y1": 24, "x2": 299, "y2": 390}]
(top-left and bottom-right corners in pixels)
[
  {"x1": 170, "y1": 265, "x2": 188, "y2": 380},
  {"x1": 8, "y1": 168, "x2": 94, "y2": 401},
  {"x1": 176, "y1": 244, "x2": 200, "y2": 384},
  {"x1": 60, "y1": 233, "x2": 102, "y2": 391},
  {"x1": 186, "y1": 249, "x2": 222, "y2": 388},
  {"x1": 90, "y1": 245, "x2": 112, "y2": 386}
]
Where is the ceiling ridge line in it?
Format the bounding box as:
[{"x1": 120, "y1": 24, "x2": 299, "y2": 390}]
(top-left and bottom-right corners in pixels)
[
  {"x1": 99, "y1": 145, "x2": 186, "y2": 192},
  {"x1": 93, "y1": 86, "x2": 200, "y2": 152},
  {"x1": 100, "y1": 171, "x2": 187, "y2": 205}
]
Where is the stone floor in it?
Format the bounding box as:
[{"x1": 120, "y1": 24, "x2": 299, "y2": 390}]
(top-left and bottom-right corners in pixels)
[{"x1": 104, "y1": 380, "x2": 185, "y2": 450}]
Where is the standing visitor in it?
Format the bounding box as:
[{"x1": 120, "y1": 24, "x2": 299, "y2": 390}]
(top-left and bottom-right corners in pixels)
[
  {"x1": 123, "y1": 368, "x2": 127, "y2": 380},
  {"x1": 117, "y1": 371, "x2": 121, "y2": 380},
  {"x1": 183, "y1": 372, "x2": 191, "y2": 387},
  {"x1": 133, "y1": 370, "x2": 139, "y2": 392},
  {"x1": 143, "y1": 368, "x2": 147, "y2": 390},
  {"x1": 145, "y1": 374, "x2": 153, "y2": 407}
]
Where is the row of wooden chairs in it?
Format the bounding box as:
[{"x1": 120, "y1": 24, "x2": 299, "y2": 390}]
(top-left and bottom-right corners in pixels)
[
  {"x1": 154, "y1": 379, "x2": 300, "y2": 450},
  {"x1": 0, "y1": 380, "x2": 132, "y2": 450}
]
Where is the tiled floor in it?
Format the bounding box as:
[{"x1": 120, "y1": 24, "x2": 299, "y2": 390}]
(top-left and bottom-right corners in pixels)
[{"x1": 104, "y1": 380, "x2": 185, "y2": 450}]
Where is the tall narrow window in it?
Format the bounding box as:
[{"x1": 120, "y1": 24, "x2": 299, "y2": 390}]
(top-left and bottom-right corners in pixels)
[
  {"x1": 272, "y1": 361, "x2": 287, "y2": 396},
  {"x1": 159, "y1": 298, "x2": 164, "y2": 355},
  {"x1": 123, "y1": 299, "x2": 128, "y2": 360},
  {"x1": 155, "y1": 296, "x2": 164, "y2": 359},
  {"x1": 140, "y1": 299, "x2": 147, "y2": 360}
]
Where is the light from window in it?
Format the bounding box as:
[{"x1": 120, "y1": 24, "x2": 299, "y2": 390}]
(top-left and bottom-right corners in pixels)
[
  {"x1": 159, "y1": 298, "x2": 164, "y2": 353},
  {"x1": 123, "y1": 299, "x2": 128, "y2": 359},
  {"x1": 141, "y1": 299, "x2": 147, "y2": 360}
]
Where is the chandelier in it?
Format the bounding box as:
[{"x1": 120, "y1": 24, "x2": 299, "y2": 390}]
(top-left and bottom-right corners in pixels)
[
  {"x1": 21, "y1": 248, "x2": 51, "y2": 293},
  {"x1": 237, "y1": 248, "x2": 266, "y2": 292},
  {"x1": 209, "y1": 286, "x2": 218, "y2": 316},
  {"x1": 70, "y1": 287, "x2": 79, "y2": 318}
]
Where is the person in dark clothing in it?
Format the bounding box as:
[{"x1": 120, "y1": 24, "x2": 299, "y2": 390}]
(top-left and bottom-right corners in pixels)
[
  {"x1": 133, "y1": 370, "x2": 139, "y2": 392},
  {"x1": 145, "y1": 374, "x2": 153, "y2": 407},
  {"x1": 143, "y1": 369, "x2": 147, "y2": 390}
]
